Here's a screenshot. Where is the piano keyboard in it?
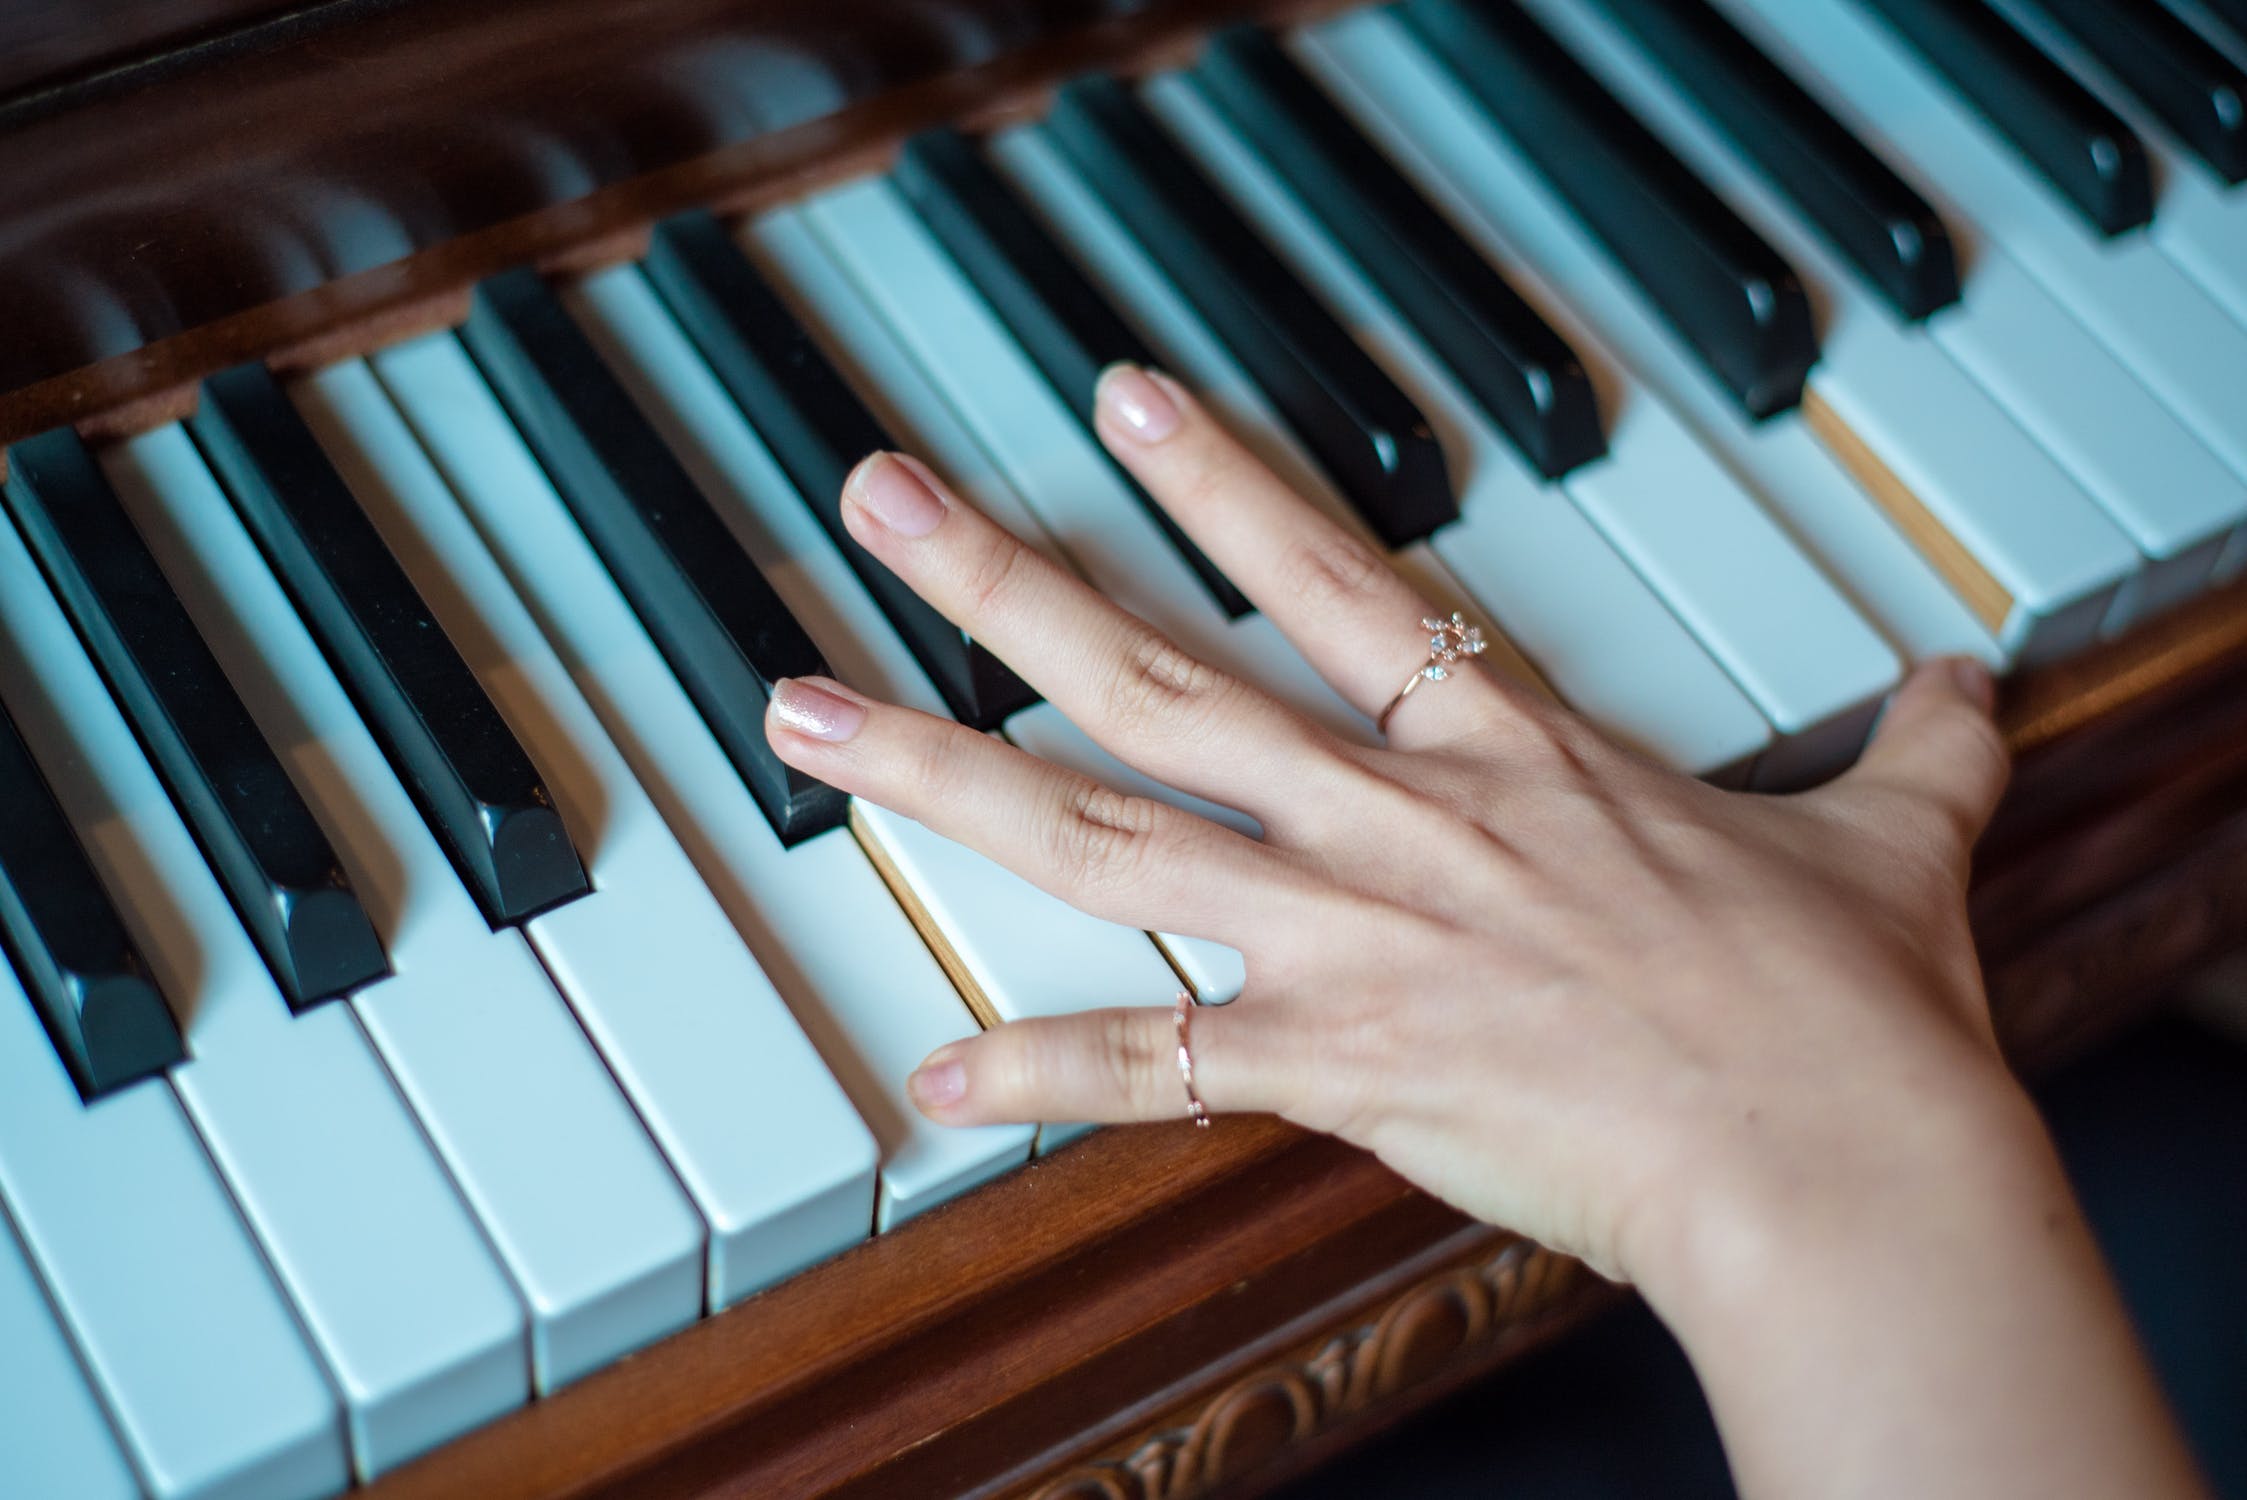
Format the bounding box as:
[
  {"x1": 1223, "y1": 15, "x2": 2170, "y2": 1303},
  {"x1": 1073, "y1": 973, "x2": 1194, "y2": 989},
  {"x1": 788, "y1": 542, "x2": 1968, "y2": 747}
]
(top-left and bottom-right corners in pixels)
[{"x1": 2, "y1": 0, "x2": 2243, "y2": 1491}]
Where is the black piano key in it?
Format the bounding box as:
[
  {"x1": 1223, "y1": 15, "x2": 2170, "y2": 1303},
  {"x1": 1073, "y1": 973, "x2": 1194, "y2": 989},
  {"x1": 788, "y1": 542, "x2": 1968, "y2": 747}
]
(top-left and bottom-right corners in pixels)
[
  {"x1": 459, "y1": 267, "x2": 847, "y2": 845},
  {"x1": 1400, "y1": 0, "x2": 1820, "y2": 421},
  {"x1": 1043, "y1": 75, "x2": 1458, "y2": 544},
  {"x1": 1189, "y1": 27, "x2": 1606, "y2": 478},
  {"x1": 2018, "y1": 0, "x2": 2246, "y2": 184},
  {"x1": 1848, "y1": 0, "x2": 2155, "y2": 234},
  {"x1": 3, "y1": 429, "x2": 389, "y2": 1011},
  {"x1": 1586, "y1": 0, "x2": 1964, "y2": 323},
  {"x1": 891, "y1": 127, "x2": 1255, "y2": 619},
  {"x1": 0, "y1": 696, "x2": 183, "y2": 1101},
  {"x1": 642, "y1": 211, "x2": 1040, "y2": 731},
  {"x1": 189, "y1": 363, "x2": 592, "y2": 924}
]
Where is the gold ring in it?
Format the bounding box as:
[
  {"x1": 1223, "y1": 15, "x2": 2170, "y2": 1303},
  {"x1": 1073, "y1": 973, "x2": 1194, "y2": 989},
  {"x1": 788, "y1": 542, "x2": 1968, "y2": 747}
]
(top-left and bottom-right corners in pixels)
[
  {"x1": 1377, "y1": 612, "x2": 1488, "y2": 736},
  {"x1": 1172, "y1": 989, "x2": 1210, "y2": 1129}
]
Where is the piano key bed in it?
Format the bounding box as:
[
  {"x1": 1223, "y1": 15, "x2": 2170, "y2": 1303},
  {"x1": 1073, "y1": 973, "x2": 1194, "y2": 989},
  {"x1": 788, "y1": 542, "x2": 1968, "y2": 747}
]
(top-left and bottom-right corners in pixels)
[{"x1": 3, "y1": 1, "x2": 2246, "y2": 1494}]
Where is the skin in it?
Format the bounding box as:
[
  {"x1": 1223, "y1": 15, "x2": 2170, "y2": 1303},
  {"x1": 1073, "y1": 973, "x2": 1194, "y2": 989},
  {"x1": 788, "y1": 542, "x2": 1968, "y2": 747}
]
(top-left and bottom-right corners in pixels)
[{"x1": 762, "y1": 364, "x2": 2208, "y2": 1500}]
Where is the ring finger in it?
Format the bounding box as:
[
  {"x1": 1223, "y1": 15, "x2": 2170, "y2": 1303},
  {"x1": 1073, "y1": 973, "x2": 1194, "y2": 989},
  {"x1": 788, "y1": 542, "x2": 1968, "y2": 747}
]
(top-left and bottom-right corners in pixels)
[{"x1": 1092, "y1": 365, "x2": 1520, "y2": 747}]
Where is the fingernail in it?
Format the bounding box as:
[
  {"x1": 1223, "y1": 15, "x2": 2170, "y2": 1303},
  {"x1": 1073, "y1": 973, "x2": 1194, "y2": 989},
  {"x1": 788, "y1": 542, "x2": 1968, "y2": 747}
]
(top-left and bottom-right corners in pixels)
[
  {"x1": 769, "y1": 677, "x2": 866, "y2": 742},
  {"x1": 848, "y1": 452, "x2": 947, "y2": 538},
  {"x1": 909, "y1": 1046, "x2": 967, "y2": 1111},
  {"x1": 1946, "y1": 657, "x2": 1997, "y2": 713},
  {"x1": 1096, "y1": 363, "x2": 1182, "y2": 445}
]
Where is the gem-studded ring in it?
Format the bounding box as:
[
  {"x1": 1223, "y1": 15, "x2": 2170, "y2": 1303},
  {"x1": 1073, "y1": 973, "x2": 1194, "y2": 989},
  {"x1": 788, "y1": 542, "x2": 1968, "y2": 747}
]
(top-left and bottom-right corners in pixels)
[
  {"x1": 1376, "y1": 612, "x2": 1488, "y2": 736},
  {"x1": 1173, "y1": 990, "x2": 1210, "y2": 1130}
]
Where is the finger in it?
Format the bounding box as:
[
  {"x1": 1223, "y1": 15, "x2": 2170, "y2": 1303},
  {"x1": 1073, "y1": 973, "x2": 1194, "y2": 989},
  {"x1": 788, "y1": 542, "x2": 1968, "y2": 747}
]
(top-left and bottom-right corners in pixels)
[
  {"x1": 1092, "y1": 364, "x2": 1512, "y2": 746},
  {"x1": 905, "y1": 999, "x2": 1294, "y2": 1127},
  {"x1": 1838, "y1": 659, "x2": 2011, "y2": 844},
  {"x1": 766, "y1": 674, "x2": 1305, "y2": 943},
  {"x1": 838, "y1": 449, "x2": 1337, "y2": 819}
]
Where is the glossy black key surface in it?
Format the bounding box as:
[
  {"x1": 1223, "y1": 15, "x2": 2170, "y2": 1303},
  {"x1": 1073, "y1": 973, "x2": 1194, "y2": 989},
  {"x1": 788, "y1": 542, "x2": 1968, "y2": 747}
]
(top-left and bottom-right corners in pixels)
[
  {"x1": 1587, "y1": 0, "x2": 1964, "y2": 322},
  {"x1": 460, "y1": 267, "x2": 847, "y2": 845},
  {"x1": 1400, "y1": 0, "x2": 1820, "y2": 420},
  {"x1": 1849, "y1": 0, "x2": 2155, "y2": 234},
  {"x1": 4, "y1": 429, "x2": 388, "y2": 1011},
  {"x1": 189, "y1": 363, "x2": 591, "y2": 924},
  {"x1": 1043, "y1": 74, "x2": 1457, "y2": 543},
  {"x1": 0, "y1": 696, "x2": 182, "y2": 1100},
  {"x1": 1190, "y1": 27, "x2": 1605, "y2": 477},
  {"x1": 644, "y1": 211, "x2": 1039, "y2": 730},
  {"x1": 2017, "y1": 0, "x2": 2246, "y2": 184},
  {"x1": 892, "y1": 126, "x2": 1254, "y2": 618}
]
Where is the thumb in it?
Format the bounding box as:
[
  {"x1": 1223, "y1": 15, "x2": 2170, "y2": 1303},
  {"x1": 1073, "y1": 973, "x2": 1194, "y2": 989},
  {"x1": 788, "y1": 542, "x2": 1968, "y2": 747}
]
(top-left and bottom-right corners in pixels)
[{"x1": 1838, "y1": 657, "x2": 2011, "y2": 845}]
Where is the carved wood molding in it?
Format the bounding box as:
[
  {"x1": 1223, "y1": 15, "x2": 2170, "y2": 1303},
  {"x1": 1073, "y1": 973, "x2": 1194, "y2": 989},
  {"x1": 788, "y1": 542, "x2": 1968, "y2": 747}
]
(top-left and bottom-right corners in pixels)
[{"x1": 1026, "y1": 1240, "x2": 1592, "y2": 1500}]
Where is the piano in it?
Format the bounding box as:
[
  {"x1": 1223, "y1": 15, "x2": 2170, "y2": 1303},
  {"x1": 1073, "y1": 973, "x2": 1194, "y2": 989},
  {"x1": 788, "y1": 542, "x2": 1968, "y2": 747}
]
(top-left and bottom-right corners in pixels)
[{"x1": 3, "y1": 0, "x2": 2245, "y2": 1494}]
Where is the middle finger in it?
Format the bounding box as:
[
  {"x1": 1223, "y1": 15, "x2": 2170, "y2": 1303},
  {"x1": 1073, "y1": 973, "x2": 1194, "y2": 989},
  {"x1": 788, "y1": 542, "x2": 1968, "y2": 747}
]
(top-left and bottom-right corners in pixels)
[{"x1": 838, "y1": 449, "x2": 1343, "y2": 824}]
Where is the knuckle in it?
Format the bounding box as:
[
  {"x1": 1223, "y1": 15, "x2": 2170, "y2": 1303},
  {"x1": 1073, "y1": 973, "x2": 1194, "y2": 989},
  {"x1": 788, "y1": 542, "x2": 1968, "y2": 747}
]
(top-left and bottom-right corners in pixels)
[
  {"x1": 1106, "y1": 627, "x2": 1230, "y2": 733},
  {"x1": 1099, "y1": 1010, "x2": 1168, "y2": 1115},
  {"x1": 1050, "y1": 781, "x2": 1165, "y2": 896},
  {"x1": 956, "y1": 526, "x2": 1034, "y2": 621},
  {"x1": 1276, "y1": 530, "x2": 1391, "y2": 616}
]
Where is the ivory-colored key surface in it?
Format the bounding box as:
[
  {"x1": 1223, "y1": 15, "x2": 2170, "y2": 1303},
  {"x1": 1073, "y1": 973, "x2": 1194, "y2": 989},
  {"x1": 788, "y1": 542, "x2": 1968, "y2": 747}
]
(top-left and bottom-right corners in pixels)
[{"x1": 374, "y1": 331, "x2": 1030, "y2": 1228}]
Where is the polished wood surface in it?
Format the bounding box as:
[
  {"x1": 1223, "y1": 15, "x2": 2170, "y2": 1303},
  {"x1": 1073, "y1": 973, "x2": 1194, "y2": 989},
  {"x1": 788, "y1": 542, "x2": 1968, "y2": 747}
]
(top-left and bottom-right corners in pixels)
[{"x1": 9, "y1": 6, "x2": 2247, "y2": 1494}]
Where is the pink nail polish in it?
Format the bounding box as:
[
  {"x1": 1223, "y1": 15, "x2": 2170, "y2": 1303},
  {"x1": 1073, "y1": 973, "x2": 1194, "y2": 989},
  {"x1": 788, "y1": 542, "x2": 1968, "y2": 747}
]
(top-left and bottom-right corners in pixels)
[
  {"x1": 769, "y1": 677, "x2": 867, "y2": 741},
  {"x1": 1097, "y1": 363, "x2": 1182, "y2": 444},
  {"x1": 849, "y1": 452, "x2": 948, "y2": 537},
  {"x1": 909, "y1": 1054, "x2": 966, "y2": 1110}
]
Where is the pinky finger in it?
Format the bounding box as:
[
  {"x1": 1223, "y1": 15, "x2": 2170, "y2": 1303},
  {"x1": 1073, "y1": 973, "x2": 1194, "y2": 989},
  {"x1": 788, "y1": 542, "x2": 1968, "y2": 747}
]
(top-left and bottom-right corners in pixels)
[{"x1": 906, "y1": 1000, "x2": 1297, "y2": 1128}]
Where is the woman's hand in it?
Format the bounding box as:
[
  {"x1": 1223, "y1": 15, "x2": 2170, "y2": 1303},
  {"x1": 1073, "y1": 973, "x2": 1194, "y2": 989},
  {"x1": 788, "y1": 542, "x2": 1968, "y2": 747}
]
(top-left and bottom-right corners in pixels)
[
  {"x1": 761, "y1": 364, "x2": 2205, "y2": 1500},
  {"x1": 759, "y1": 362, "x2": 2023, "y2": 1288}
]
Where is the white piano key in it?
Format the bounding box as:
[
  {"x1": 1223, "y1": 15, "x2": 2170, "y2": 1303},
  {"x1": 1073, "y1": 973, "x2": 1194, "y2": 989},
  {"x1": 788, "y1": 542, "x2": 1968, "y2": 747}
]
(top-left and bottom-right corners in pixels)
[
  {"x1": 116, "y1": 398, "x2": 704, "y2": 1392},
  {"x1": 1529, "y1": 0, "x2": 2197, "y2": 643},
  {"x1": 1715, "y1": 0, "x2": 2247, "y2": 490},
  {"x1": 301, "y1": 358, "x2": 878, "y2": 1308},
  {"x1": 793, "y1": 182, "x2": 1371, "y2": 743},
  {"x1": 564, "y1": 261, "x2": 1183, "y2": 1154},
  {"x1": 743, "y1": 209, "x2": 1077, "y2": 572},
  {"x1": 0, "y1": 942, "x2": 339, "y2": 1500},
  {"x1": 0, "y1": 1201, "x2": 140, "y2": 1500},
  {"x1": 1306, "y1": 14, "x2": 1900, "y2": 787},
  {"x1": 0, "y1": 473, "x2": 523, "y2": 1482},
  {"x1": 1986, "y1": 0, "x2": 2247, "y2": 327},
  {"x1": 372, "y1": 330, "x2": 1028, "y2": 1228}
]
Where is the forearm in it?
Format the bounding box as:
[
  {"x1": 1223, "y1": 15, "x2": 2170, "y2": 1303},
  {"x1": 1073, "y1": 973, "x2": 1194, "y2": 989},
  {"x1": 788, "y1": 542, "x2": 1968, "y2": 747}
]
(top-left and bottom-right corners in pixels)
[{"x1": 1648, "y1": 1092, "x2": 2207, "y2": 1500}]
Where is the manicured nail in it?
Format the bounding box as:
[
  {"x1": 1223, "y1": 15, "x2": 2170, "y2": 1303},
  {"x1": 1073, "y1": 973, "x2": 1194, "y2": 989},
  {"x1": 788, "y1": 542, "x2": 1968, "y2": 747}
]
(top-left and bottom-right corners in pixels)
[
  {"x1": 769, "y1": 677, "x2": 867, "y2": 742},
  {"x1": 909, "y1": 1046, "x2": 967, "y2": 1111},
  {"x1": 849, "y1": 452, "x2": 947, "y2": 537},
  {"x1": 1947, "y1": 657, "x2": 1997, "y2": 713},
  {"x1": 1096, "y1": 362, "x2": 1182, "y2": 445}
]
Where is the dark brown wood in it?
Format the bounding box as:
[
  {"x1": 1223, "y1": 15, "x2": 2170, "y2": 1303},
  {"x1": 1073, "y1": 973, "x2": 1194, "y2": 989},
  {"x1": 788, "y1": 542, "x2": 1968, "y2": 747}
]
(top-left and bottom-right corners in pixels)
[{"x1": 0, "y1": 0, "x2": 1372, "y2": 440}]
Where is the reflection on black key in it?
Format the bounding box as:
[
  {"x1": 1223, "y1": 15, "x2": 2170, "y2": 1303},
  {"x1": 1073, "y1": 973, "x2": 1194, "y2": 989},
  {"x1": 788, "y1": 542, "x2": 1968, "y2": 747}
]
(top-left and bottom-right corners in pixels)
[
  {"x1": 1400, "y1": 0, "x2": 1819, "y2": 420},
  {"x1": 1044, "y1": 75, "x2": 1457, "y2": 543},
  {"x1": 1191, "y1": 27, "x2": 1605, "y2": 477},
  {"x1": 892, "y1": 127, "x2": 1254, "y2": 618},
  {"x1": 4, "y1": 429, "x2": 388, "y2": 1010},
  {"x1": 0, "y1": 697, "x2": 183, "y2": 1100},
  {"x1": 189, "y1": 364, "x2": 592, "y2": 924},
  {"x1": 644, "y1": 211, "x2": 1039, "y2": 731},
  {"x1": 1587, "y1": 0, "x2": 1963, "y2": 322},
  {"x1": 461, "y1": 267, "x2": 847, "y2": 845},
  {"x1": 1850, "y1": 0, "x2": 2154, "y2": 235},
  {"x1": 2017, "y1": 0, "x2": 2246, "y2": 184}
]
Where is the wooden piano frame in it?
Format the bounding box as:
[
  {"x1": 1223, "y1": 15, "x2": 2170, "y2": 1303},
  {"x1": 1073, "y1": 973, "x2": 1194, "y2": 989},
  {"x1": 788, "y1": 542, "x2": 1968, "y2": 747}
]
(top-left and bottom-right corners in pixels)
[{"x1": 4, "y1": 3, "x2": 2244, "y2": 1494}]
